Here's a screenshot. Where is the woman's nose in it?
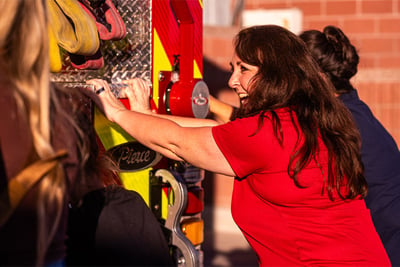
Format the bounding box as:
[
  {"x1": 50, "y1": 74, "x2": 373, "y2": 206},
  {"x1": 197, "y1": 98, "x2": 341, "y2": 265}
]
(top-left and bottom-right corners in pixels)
[{"x1": 228, "y1": 72, "x2": 237, "y2": 89}]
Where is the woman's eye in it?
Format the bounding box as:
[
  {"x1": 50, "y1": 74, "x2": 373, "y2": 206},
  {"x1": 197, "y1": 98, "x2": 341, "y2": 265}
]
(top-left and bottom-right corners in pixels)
[{"x1": 240, "y1": 65, "x2": 248, "y2": 72}]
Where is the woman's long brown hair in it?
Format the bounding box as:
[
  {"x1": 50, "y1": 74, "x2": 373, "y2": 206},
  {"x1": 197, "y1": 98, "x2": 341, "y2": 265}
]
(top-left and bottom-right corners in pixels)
[{"x1": 234, "y1": 25, "x2": 367, "y2": 200}]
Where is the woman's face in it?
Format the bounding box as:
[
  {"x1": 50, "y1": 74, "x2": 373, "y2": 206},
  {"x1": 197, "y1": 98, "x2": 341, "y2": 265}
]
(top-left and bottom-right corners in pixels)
[{"x1": 228, "y1": 53, "x2": 259, "y2": 106}]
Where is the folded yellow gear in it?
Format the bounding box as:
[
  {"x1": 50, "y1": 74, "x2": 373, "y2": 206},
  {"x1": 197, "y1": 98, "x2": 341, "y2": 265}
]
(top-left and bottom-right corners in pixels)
[
  {"x1": 48, "y1": 25, "x2": 62, "y2": 73},
  {"x1": 47, "y1": 0, "x2": 100, "y2": 55}
]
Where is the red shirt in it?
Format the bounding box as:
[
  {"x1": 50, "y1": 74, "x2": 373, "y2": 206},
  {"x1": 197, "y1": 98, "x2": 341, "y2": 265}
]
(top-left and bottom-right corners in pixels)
[{"x1": 212, "y1": 109, "x2": 390, "y2": 266}]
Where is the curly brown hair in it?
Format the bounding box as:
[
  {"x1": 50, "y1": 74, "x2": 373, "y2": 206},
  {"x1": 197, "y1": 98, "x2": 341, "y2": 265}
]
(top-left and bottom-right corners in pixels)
[{"x1": 299, "y1": 25, "x2": 359, "y2": 95}]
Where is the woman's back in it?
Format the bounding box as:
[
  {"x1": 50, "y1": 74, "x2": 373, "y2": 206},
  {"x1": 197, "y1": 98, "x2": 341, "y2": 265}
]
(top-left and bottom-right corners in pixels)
[{"x1": 339, "y1": 89, "x2": 400, "y2": 265}]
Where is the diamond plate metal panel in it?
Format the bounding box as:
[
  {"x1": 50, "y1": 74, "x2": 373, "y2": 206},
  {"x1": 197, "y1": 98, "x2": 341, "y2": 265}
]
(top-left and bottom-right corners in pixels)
[{"x1": 50, "y1": 0, "x2": 152, "y2": 89}]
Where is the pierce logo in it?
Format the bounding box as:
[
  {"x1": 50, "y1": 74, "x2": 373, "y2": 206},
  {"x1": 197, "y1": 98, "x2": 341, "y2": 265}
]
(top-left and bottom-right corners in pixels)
[
  {"x1": 108, "y1": 142, "x2": 162, "y2": 171},
  {"x1": 192, "y1": 95, "x2": 208, "y2": 106}
]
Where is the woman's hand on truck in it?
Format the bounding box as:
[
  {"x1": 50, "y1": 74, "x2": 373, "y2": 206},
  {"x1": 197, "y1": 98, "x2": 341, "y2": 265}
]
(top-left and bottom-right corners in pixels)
[
  {"x1": 122, "y1": 78, "x2": 153, "y2": 115},
  {"x1": 86, "y1": 78, "x2": 127, "y2": 123}
]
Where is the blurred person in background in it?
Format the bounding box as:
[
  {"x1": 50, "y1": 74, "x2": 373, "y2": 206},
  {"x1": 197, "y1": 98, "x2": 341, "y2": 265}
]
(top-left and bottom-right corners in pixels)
[{"x1": 0, "y1": 1, "x2": 91, "y2": 265}]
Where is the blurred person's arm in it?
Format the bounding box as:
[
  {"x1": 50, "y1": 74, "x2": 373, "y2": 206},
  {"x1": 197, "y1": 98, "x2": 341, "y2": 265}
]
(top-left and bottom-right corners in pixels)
[{"x1": 209, "y1": 95, "x2": 237, "y2": 124}]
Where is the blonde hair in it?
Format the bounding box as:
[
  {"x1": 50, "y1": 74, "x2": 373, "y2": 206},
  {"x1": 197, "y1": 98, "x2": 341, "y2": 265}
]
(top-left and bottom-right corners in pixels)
[{"x1": 0, "y1": 0, "x2": 65, "y2": 265}]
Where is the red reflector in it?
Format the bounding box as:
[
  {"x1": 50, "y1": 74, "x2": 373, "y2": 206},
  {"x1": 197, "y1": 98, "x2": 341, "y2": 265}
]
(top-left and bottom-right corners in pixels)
[{"x1": 185, "y1": 186, "x2": 204, "y2": 215}]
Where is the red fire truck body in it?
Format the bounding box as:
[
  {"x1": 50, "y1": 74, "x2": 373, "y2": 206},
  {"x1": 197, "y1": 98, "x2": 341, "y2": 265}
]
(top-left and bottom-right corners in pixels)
[{"x1": 50, "y1": 0, "x2": 208, "y2": 266}]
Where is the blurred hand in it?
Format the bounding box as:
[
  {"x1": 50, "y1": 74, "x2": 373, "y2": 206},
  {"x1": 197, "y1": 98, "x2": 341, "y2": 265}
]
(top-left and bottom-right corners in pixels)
[
  {"x1": 123, "y1": 78, "x2": 152, "y2": 114},
  {"x1": 86, "y1": 78, "x2": 126, "y2": 123}
]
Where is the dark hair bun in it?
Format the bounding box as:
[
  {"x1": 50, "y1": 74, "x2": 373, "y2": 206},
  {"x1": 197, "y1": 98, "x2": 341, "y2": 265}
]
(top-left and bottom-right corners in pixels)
[{"x1": 323, "y1": 26, "x2": 359, "y2": 80}]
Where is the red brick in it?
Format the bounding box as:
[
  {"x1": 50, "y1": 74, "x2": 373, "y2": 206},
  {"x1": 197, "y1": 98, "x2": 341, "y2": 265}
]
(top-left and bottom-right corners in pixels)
[
  {"x1": 245, "y1": 0, "x2": 322, "y2": 15},
  {"x1": 203, "y1": 37, "x2": 234, "y2": 59},
  {"x1": 358, "y1": 37, "x2": 395, "y2": 53},
  {"x1": 252, "y1": 2, "x2": 289, "y2": 9},
  {"x1": 358, "y1": 56, "x2": 378, "y2": 68},
  {"x1": 356, "y1": 82, "x2": 378, "y2": 102},
  {"x1": 356, "y1": 81, "x2": 400, "y2": 103},
  {"x1": 378, "y1": 55, "x2": 400, "y2": 68},
  {"x1": 349, "y1": 36, "x2": 363, "y2": 51},
  {"x1": 243, "y1": 0, "x2": 257, "y2": 9},
  {"x1": 303, "y1": 18, "x2": 343, "y2": 31},
  {"x1": 293, "y1": 1, "x2": 322, "y2": 16},
  {"x1": 361, "y1": 0, "x2": 394, "y2": 14},
  {"x1": 326, "y1": 1, "x2": 357, "y2": 15},
  {"x1": 203, "y1": 38, "x2": 215, "y2": 55},
  {"x1": 244, "y1": 0, "x2": 283, "y2": 9},
  {"x1": 342, "y1": 18, "x2": 377, "y2": 34},
  {"x1": 378, "y1": 83, "x2": 400, "y2": 102},
  {"x1": 379, "y1": 17, "x2": 400, "y2": 33}
]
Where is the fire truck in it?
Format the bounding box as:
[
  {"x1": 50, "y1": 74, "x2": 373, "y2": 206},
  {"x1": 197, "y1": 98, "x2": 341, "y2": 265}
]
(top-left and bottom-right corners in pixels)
[{"x1": 50, "y1": 0, "x2": 208, "y2": 266}]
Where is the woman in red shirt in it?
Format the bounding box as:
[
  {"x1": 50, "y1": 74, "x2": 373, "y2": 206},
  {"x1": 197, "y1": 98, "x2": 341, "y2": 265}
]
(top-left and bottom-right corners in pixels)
[{"x1": 86, "y1": 25, "x2": 390, "y2": 266}]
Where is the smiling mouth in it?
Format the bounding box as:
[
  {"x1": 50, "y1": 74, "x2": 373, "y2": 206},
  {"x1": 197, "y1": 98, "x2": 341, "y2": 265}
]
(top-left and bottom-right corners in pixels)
[{"x1": 239, "y1": 93, "x2": 249, "y2": 104}]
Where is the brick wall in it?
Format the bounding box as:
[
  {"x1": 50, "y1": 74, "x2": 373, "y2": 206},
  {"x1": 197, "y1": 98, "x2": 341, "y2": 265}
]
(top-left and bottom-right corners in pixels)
[
  {"x1": 203, "y1": 0, "x2": 400, "y2": 215},
  {"x1": 204, "y1": 0, "x2": 400, "y2": 145}
]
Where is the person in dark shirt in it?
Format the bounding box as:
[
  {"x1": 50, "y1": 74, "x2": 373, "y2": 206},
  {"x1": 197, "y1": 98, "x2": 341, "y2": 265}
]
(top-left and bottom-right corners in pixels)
[
  {"x1": 299, "y1": 25, "x2": 400, "y2": 266},
  {"x1": 65, "y1": 90, "x2": 173, "y2": 266}
]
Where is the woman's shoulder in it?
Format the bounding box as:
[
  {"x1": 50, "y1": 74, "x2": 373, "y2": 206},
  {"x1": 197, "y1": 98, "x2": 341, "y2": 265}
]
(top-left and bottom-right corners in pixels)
[
  {"x1": 223, "y1": 107, "x2": 293, "y2": 127},
  {"x1": 234, "y1": 108, "x2": 294, "y2": 122}
]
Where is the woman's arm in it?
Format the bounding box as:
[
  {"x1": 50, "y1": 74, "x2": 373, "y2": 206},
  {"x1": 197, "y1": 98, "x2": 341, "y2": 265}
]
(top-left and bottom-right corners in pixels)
[
  {"x1": 123, "y1": 78, "x2": 219, "y2": 127},
  {"x1": 124, "y1": 78, "x2": 236, "y2": 126},
  {"x1": 209, "y1": 95, "x2": 235, "y2": 124},
  {"x1": 86, "y1": 78, "x2": 235, "y2": 176}
]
